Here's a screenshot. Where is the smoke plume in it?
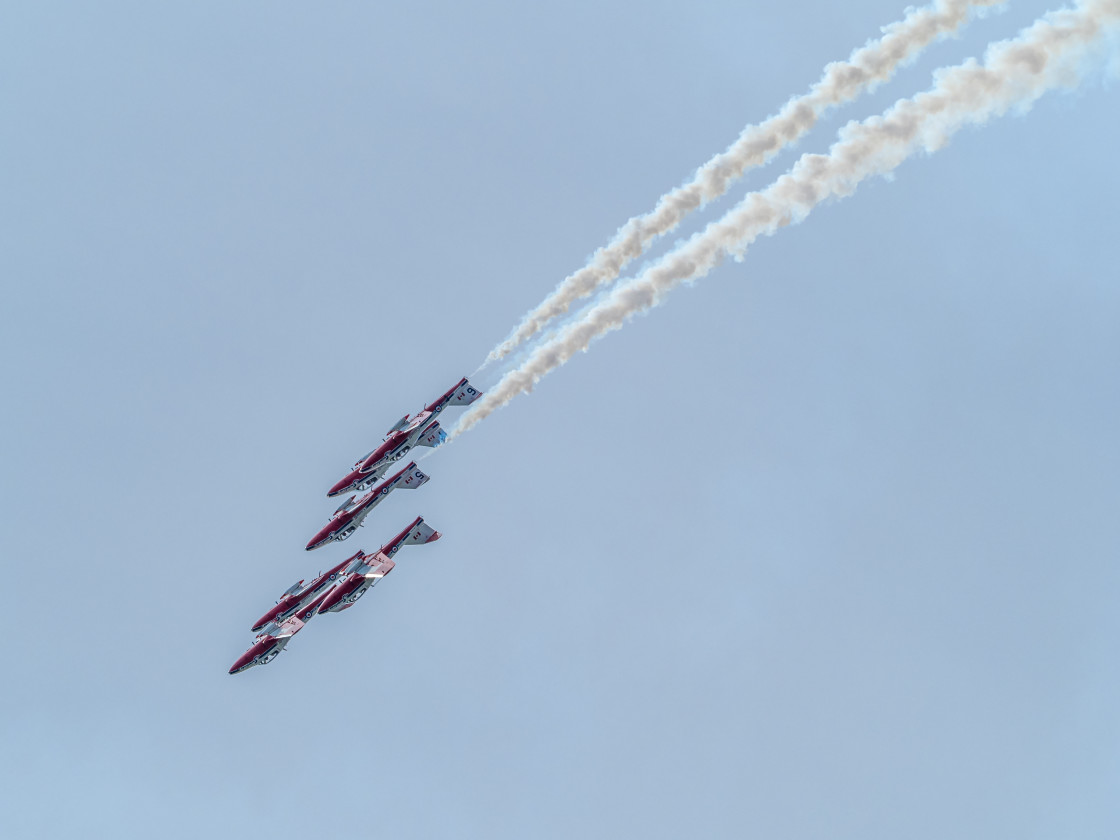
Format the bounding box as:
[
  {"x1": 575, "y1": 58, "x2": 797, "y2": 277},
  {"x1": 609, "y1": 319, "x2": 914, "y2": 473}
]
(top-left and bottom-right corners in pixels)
[
  {"x1": 459, "y1": 0, "x2": 1120, "y2": 435},
  {"x1": 487, "y1": 0, "x2": 1007, "y2": 362}
]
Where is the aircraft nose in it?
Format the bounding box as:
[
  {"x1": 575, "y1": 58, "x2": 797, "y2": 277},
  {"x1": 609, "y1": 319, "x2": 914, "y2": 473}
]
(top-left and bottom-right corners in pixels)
[{"x1": 318, "y1": 589, "x2": 342, "y2": 613}]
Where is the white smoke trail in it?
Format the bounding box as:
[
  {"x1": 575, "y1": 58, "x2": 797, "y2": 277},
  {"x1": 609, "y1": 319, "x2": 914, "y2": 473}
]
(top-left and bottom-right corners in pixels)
[
  {"x1": 487, "y1": 0, "x2": 1007, "y2": 363},
  {"x1": 459, "y1": 0, "x2": 1120, "y2": 435}
]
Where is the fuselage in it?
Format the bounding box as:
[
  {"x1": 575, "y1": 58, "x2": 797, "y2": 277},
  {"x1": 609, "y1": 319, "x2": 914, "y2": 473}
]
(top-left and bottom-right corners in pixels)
[
  {"x1": 327, "y1": 466, "x2": 378, "y2": 499},
  {"x1": 317, "y1": 557, "x2": 395, "y2": 613},
  {"x1": 305, "y1": 505, "x2": 364, "y2": 551},
  {"x1": 328, "y1": 418, "x2": 438, "y2": 498},
  {"x1": 229, "y1": 634, "x2": 289, "y2": 674},
  {"x1": 315, "y1": 517, "x2": 432, "y2": 613},
  {"x1": 309, "y1": 464, "x2": 427, "y2": 550},
  {"x1": 250, "y1": 555, "x2": 357, "y2": 631},
  {"x1": 357, "y1": 424, "x2": 424, "y2": 474},
  {"x1": 327, "y1": 376, "x2": 478, "y2": 499}
]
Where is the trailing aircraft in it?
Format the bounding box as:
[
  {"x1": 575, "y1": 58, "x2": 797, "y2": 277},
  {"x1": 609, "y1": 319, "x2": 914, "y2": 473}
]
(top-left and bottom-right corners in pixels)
[
  {"x1": 317, "y1": 516, "x2": 442, "y2": 614},
  {"x1": 249, "y1": 554, "x2": 361, "y2": 633},
  {"x1": 230, "y1": 516, "x2": 441, "y2": 674},
  {"x1": 229, "y1": 615, "x2": 306, "y2": 674},
  {"x1": 306, "y1": 462, "x2": 430, "y2": 551}
]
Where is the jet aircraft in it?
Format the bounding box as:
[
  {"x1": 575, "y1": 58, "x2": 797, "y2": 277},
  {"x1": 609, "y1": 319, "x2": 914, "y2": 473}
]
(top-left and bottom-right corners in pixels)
[
  {"x1": 229, "y1": 589, "x2": 335, "y2": 675},
  {"x1": 231, "y1": 515, "x2": 442, "y2": 674},
  {"x1": 306, "y1": 461, "x2": 430, "y2": 550},
  {"x1": 229, "y1": 615, "x2": 306, "y2": 674},
  {"x1": 317, "y1": 515, "x2": 441, "y2": 613},
  {"x1": 250, "y1": 553, "x2": 360, "y2": 633},
  {"x1": 327, "y1": 377, "x2": 482, "y2": 497}
]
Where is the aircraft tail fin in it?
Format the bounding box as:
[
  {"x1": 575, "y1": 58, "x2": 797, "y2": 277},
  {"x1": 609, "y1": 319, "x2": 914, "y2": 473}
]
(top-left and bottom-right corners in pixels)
[
  {"x1": 448, "y1": 379, "x2": 482, "y2": 406},
  {"x1": 397, "y1": 464, "x2": 430, "y2": 490},
  {"x1": 379, "y1": 515, "x2": 442, "y2": 559},
  {"x1": 402, "y1": 518, "x2": 441, "y2": 545}
]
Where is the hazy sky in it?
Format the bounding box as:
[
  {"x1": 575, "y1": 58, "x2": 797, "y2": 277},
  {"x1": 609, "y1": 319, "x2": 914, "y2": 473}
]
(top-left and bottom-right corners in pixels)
[{"x1": 2, "y1": 2, "x2": 1118, "y2": 838}]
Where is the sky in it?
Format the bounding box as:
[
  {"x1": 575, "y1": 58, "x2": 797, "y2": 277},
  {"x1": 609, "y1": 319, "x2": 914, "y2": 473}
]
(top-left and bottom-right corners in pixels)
[{"x1": 2, "y1": 1, "x2": 1118, "y2": 838}]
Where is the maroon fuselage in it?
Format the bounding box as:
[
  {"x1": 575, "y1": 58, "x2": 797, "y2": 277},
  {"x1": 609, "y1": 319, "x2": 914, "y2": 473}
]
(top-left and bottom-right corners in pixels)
[
  {"x1": 229, "y1": 636, "x2": 281, "y2": 674},
  {"x1": 291, "y1": 589, "x2": 333, "y2": 622},
  {"x1": 327, "y1": 381, "x2": 469, "y2": 498},
  {"x1": 251, "y1": 596, "x2": 299, "y2": 634},
  {"x1": 328, "y1": 466, "x2": 367, "y2": 498},
  {"x1": 316, "y1": 517, "x2": 430, "y2": 612},
  {"x1": 305, "y1": 504, "x2": 363, "y2": 551},
  {"x1": 316, "y1": 573, "x2": 368, "y2": 613},
  {"x1": 328, "y1": 424, "x2": 429, "y2": 498},
  {"x1": 250, "y1": 555, "x2": 357, "y2": 631},
  {"x1": 308, "y1": 465, "x2": 416, "y2": 550},
  {"x1": 305, "y1": 487, "x2": 387, "y2": 551},
  {"x1": 358, "y1": 430, "x2": 414, "y2": 473}
]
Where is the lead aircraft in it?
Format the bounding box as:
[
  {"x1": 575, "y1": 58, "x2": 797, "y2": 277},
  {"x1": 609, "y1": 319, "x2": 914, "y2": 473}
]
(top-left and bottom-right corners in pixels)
[{"x1": 327, "y1": 377, "x2": 482, "y2": 497}]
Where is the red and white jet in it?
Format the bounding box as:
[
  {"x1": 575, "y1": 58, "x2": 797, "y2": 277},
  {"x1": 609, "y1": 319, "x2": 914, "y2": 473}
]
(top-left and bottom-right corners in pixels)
[
  {"x1": 249, "y1": 553, "x2": 360, "y2": 633},
  {"x1": 229, "y1": 616, "x2": 307, "y2": 674},
  {"x1": 227, "y1": 618, "x2": 302, "y2": 676},
  {"x1": 317, "y1": 515, "x2": 442, "y2": 614},
  {"x1": 306, "y1": 461, "x2": 430, "y2": 551},
  {"x1": 327, "y1": 377, "x2": 482, "y2": 497},
  {"x1": 229, "y1": 588, "x2": 334, "y2": 674},
  {"x1": 230, "y1": 516, "x2": 442, "y2": 674}
]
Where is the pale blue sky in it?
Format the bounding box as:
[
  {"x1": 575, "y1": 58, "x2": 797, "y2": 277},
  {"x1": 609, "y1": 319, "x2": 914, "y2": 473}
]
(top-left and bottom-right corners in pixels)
[{"x1": 2, "y1": 2, "x2": 1118, "y2": 838}]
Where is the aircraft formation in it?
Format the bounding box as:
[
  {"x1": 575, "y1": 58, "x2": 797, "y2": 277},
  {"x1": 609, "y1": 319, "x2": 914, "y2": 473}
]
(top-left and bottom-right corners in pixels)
[{"x1": 229, "y1": 377, "x2": 482, "y2": 674}]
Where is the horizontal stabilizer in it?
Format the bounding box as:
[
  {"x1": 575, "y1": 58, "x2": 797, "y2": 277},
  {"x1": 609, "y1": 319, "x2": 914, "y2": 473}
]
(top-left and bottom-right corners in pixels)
[
  {"x1": 345, "y1": 554, "x2": 368, "y2": 574},
  {"x1": 416, "y1": 422, "x2": 446, "y2": 449},
  {"x1": 277, "y1": 616, "x2": 305, "y2": 637},
  {"x1": 365, "y1": 556, "x2": 396, "y2": 578}
]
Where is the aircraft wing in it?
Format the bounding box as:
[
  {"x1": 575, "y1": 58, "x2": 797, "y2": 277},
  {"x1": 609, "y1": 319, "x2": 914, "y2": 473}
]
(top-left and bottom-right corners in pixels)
[{"x1": 276, "y1": 616, "x2": 306, "y2": 638}]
